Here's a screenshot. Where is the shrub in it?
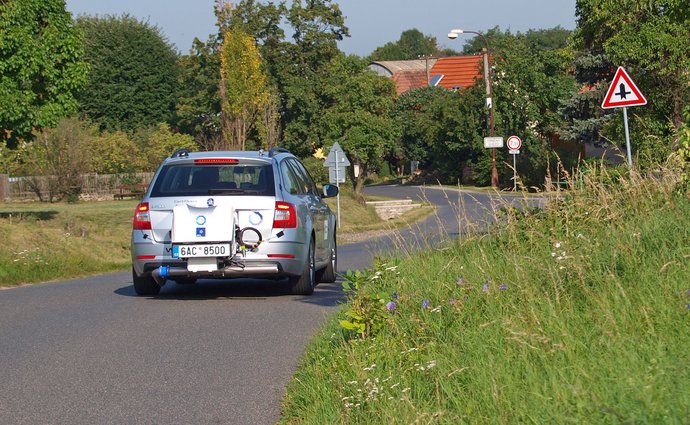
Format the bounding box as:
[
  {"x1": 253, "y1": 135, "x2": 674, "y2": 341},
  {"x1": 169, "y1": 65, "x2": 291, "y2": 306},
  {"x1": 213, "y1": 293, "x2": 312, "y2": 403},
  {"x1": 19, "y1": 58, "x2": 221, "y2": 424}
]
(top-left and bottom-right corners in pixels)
[
  {"x1": 88, "y1": 131, "x2": 140, "y2": 174},
  {"x1": 301, "y1": 156, "x2": 329, "y2": 185},
  {"x1": 21, "y1": 117, "x2": 95, "y2": 202},
  {"x1": 137, "y1": 124, "x2": 198, "y2": 171}
]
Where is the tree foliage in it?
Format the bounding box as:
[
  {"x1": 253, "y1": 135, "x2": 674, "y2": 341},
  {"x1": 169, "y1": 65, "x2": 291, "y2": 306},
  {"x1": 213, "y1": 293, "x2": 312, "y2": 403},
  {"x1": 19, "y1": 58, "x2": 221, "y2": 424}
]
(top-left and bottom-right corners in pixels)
[
  {"x1": 175, "y1": 38, "x2": 222, "y2": 142},
  {"x1": 369, "y1": 29, "x2": 445, "y2": 61},
  {"x1": 219, "y1": 28, "x2": 269, "y2": 150},
  {"x1": 76, "y1": 15, "x2": 179, "y2": 132},
  {"x1": 393, "y1": 27, "x2": 576, "y2": 187},
  {"x1": 564, "y1": 0, "x2": 690, "y2": 163},
  {"x1": 272, "y1": 0, "x2": 349, "y2": 156},
  {"x1": 136, "y1": 124, "x2": 198, "y2": 171},
  {"x1": 0, "y1": 0, "x2": 89, "y2": 148},
  {"x1": 19, "y1": 117, "x2": 94, "y2": 201},
  {"x1": 321, "y1": 55, "x2": 398, "y2": 198}
]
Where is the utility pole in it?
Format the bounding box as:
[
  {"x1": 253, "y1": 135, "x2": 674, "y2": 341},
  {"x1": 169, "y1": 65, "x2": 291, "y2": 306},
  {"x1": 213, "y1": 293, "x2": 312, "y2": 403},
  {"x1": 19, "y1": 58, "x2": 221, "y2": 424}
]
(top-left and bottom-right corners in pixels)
[{"x1": 448, "y1": 29, "x2": 498, "y2": 188}]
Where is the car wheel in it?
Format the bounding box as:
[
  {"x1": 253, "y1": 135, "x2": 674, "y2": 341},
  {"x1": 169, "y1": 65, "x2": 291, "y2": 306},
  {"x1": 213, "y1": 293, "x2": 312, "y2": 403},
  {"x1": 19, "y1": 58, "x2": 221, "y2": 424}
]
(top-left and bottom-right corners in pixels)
[
  {"x1": 317, "y1": 236, "x2": 337, "y2": 283},
  {"x1": 290, "y1": 239, "x2": 315, "y2": 295},
  {"x1": 132, "y1": 267, "x2": 161, "y2": 296}
]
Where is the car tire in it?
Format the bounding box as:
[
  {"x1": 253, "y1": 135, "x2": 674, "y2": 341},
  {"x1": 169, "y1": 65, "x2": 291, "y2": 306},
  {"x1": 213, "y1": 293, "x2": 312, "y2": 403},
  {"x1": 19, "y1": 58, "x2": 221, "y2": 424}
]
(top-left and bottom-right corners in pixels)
[
  {"x1": 317, "y1": 237, "x2": 337, "y2": 283},
  {"x1": 290, "y1": 239, "x2": 315, "y2": 295},
  {"x1": 132, "y1": 267, "x2": 161, "y2": 296}
]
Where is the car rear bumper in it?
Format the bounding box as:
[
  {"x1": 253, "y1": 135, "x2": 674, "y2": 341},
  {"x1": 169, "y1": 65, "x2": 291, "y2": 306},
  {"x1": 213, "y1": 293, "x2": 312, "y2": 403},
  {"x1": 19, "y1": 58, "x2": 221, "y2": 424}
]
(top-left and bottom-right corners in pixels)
[{"x1": 135, "y1": 257, "x2": 304, "y2": 280}]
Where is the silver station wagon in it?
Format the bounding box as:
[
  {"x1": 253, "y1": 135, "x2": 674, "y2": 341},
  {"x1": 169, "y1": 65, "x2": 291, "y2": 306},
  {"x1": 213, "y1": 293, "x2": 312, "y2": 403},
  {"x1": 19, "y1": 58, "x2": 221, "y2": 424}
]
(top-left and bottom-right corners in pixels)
[{"x1": 131, "y1": 148, "x2": 339, "y2": 296}]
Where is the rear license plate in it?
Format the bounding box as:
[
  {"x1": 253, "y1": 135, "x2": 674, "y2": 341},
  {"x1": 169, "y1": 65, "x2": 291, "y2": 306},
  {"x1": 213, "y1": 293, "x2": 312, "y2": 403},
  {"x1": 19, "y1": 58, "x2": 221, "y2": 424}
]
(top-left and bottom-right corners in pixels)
[{"x1": 172, "y1": 244, "x2": 231, "y2": 259}]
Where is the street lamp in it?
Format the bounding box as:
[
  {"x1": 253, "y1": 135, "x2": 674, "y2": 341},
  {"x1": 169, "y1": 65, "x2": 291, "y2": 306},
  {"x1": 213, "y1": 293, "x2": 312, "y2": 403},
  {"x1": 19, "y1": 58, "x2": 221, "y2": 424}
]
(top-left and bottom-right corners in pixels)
[{"x1": 448, "y1": 28, "x2": 499, "y2": 188}]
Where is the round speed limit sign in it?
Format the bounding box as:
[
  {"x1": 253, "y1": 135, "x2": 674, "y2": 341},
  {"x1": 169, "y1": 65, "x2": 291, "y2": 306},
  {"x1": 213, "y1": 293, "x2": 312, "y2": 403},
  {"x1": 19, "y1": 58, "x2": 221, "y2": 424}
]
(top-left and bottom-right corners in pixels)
[{"x1": 507, "y1": 135, "x2": 522, "y2": 150}]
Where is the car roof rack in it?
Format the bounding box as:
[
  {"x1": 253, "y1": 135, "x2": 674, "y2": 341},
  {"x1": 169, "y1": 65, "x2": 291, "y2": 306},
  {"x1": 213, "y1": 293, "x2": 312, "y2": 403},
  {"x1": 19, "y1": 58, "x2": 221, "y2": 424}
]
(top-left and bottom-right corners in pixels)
[
  {"x1": 268, "y1": 147, "x2": 291, "y2": 157},
  {"x1": 171, "y1": 148, "x2": 191, "y2": 158}
]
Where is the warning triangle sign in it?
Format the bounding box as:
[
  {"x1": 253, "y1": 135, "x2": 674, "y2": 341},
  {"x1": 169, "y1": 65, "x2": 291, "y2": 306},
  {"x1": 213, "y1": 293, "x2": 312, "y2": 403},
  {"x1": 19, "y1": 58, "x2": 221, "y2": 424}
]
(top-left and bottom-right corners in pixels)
[{"x1": 601, "y1": 66, "x2": 647, "y2": 109}]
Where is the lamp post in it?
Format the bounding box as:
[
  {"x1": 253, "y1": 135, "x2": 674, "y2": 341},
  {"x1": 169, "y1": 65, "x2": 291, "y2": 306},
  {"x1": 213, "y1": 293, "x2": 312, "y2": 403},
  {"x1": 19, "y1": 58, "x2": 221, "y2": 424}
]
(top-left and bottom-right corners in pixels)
[{"x1": 447, "y1": 29, "x2": 498, "y2": 188}]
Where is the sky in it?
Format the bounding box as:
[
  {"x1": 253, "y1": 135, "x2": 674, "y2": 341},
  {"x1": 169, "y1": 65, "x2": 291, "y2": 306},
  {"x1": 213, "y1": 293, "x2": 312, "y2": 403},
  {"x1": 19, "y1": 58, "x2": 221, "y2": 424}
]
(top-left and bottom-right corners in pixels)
[{"x1": 65, "y1": 0, "x2": 578, "y2": 56}]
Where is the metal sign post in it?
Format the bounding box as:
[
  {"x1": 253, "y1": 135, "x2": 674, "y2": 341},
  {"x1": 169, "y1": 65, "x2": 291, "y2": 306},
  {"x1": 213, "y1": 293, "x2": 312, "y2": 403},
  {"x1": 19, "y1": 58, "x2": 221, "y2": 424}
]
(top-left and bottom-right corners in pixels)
[
  {"x1": 623, "y1": 107, "x2": 633, "y2": 167},
  {"x1": 324, "y1": 143, "x2": 351, "y2": 228},
  {"x1": 506, "y1": 135, "x2": 522, "y2": 191},
  {"x1": 335, "y1": 150, "x2": 340, "y2": 228},
  {"x1": 513, "y1": 151, "x2": 519, "y2": 192},
  {"x1": 601, "y1": 67, "x2": 648, "y2": 167}
]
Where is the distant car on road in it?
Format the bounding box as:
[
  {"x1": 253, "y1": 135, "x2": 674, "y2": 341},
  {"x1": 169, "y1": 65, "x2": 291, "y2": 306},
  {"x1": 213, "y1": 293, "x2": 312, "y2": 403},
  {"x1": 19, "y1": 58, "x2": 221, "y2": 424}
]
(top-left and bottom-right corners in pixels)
[{"x1": 131, "y1": 148, "x2": 339, "y2": 296}]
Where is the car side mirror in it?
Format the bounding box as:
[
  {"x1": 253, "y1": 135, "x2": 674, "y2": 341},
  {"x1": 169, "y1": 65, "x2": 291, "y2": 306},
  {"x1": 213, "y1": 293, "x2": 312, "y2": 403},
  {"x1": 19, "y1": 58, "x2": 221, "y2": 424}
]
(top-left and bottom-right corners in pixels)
[{"x1": 322, "y1": 184, "x2": 339, "y2": 198}]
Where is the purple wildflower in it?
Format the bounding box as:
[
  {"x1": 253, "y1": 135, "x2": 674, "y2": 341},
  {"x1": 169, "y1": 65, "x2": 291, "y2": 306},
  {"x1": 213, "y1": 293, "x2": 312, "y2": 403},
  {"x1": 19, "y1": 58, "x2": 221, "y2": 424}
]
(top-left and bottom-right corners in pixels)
[
  {"x1": 422, "y1": 300, "x2": 429, "y2": 309},
  {"x1": 393, "y1": 291, "x2": 398, "y2": 300},
  {"x1": 449, "y1": 298, "x2": 455, "y2": 305},
  {"x1": 457, "y1": 277, "x2": 464, "y2": 286},
  {"x1": 386, "y1": 301, "x2": 396, "y2": 311},
  {"x1": 482, "y1": 282, "x2": 490, "y2": 293},
  {"x1": 499, "y1": 284, "x2": 508, "y2": 291},
  {"x1": 463, "y1": 295, "x2": 468, "y2": 302}
]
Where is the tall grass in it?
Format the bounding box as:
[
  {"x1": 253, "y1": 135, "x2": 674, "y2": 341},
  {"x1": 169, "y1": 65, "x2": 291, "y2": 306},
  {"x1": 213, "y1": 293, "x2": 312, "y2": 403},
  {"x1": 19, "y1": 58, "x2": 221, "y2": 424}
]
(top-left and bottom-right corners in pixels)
[
  {"x1": 0, "y1": 201, "x2": 137, "y2": 286},
  {"x1": 281, "y1": 165, "x2": 690, "y2": 424}
]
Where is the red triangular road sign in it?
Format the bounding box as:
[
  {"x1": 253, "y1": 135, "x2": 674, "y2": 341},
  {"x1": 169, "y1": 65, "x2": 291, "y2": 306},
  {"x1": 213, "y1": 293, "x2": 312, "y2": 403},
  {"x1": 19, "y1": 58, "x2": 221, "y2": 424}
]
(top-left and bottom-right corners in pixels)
[{"x1": 601, "y1": 66, "x2": 647, "y2": 109}]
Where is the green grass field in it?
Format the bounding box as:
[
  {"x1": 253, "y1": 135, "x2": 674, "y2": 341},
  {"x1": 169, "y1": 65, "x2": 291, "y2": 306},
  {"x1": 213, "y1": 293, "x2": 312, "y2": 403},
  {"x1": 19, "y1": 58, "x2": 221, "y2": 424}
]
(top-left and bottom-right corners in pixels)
[
  {"x1": 280, "y1": 168, "x2": 690, "y2": 424},
  {"x1": 0, "y1": 190, "x2": 430, "y2": 287},
  {"x1": 0, "y1": 200, "x2": 137, "y2": 286}
]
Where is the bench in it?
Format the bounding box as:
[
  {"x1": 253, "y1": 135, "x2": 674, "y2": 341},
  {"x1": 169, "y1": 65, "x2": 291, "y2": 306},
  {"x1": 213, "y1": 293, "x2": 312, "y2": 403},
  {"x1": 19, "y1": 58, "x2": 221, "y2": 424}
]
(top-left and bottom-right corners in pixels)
[{"x1": 114, "y1": 184, "x2": 148, "y2": 200}]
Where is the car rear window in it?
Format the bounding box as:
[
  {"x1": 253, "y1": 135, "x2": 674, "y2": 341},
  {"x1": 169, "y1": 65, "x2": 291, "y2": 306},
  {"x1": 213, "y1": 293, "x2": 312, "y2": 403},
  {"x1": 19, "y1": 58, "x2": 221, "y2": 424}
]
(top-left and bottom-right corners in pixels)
[{"x1": 150, "y1": 163, "x2": 275, "y2": 197}]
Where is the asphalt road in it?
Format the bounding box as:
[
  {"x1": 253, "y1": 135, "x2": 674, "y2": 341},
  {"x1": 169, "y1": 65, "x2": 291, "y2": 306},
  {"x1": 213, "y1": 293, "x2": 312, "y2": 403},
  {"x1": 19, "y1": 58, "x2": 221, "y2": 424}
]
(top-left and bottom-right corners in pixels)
[{"x1": 0, "y1": 185, "x2": 540, "y2": 425}]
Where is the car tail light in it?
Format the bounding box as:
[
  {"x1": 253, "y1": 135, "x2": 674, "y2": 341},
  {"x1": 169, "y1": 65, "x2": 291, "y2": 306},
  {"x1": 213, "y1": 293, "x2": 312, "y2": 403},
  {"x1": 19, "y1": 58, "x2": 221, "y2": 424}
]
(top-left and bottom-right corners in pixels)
[
  {"x1": 194, "y1": 158, "x2": 239, "y2": 164},
  {"x1": 267, "y1": 254, "x2": 295, "y2": 259},
  {"x1": 133, "y1": 202, "x2": 151, "y2": 230},
  {"x1": 273, "y1": 201, "x2": 297, "y2": 228}
]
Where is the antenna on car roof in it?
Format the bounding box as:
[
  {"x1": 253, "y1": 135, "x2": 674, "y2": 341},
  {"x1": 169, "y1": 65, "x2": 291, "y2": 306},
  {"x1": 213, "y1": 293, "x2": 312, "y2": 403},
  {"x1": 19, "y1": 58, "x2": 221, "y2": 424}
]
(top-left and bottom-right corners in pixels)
[
  {"x1": 268, "y1": 147, "x2": 290, "y2": 157},
  {"x1": 171, "y1": 148, "x2": 191, "y2": 158}
]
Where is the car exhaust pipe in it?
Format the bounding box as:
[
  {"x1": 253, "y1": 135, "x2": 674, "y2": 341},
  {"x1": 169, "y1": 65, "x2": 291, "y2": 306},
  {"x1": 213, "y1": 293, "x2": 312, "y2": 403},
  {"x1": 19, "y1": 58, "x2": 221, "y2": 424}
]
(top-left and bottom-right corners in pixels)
[
  {"x1": 152, "y1": 265, "x2": 169, "y2": 287},
  {"x1": 151, "y1": 263, "x2": 281, "y2": 283}
]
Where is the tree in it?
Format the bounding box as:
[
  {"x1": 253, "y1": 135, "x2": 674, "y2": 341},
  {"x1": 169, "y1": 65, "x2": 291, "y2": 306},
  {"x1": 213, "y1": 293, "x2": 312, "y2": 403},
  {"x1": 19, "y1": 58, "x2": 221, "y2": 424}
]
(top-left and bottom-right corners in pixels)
[
  {"x1": 209, "y1": 0, "x2": 351, "y2": 157},
  {"x1": 0, "y1": 0, "x2": 89, "y2": 148},
  {"x1": 20, "y1": 118, "x2": 94, "y2": 202},
  {"x1": 175, "y1": 38, "x2": 222, "y2": 144},
  {"x1": 564, "y1": 0, "x2": 690, "y2": 163},
  {"x1": 392, "y1": 87, "x2": 448, "y2": 166},
  {"x1": 219, "y1": 29, "x2": 270, "y2": 150},
  {"x1": 76, "y1": 15, "x2": 179, "y2": 132},
  {"x1": 395, "y1": 27, "x2": 575, "y2": 187},
  {"x1": 321, "y1": 55, "x2": 398, "y2": 199},
  {"x1": 491, "y1": 32, "x2": 575, "y2": 186},
  {"x1": 369, "y1": 28, "x2": 440, "y2": 61},
  {"x1": 278, "y1": 0, "x2": 350, "y2": 156},
  {"x1": 137, "y1": 124, "x2": 198, "y2": 171}
]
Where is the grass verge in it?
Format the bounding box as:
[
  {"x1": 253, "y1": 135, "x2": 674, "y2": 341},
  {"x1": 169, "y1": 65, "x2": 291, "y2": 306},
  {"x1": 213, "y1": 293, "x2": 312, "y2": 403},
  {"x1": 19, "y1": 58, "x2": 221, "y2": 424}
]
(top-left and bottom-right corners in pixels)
[
  {"x1": 324, "y1": 186, "x2": 434, "y2": 235},
  {"x1": 0, "y1": 200, "x2": 137, "y2": 287},
  {"x1": 280, "y1": 167, "x2": 690, "y2": 424},
  {"x1": 0, "y1": 189, "x2": 432, "y2": 287}
]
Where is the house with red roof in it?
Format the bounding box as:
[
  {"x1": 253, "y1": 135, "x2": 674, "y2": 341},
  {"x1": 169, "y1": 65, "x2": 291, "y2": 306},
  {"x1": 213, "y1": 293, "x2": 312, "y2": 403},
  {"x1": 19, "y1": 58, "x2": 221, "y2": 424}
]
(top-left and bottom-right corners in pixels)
[{"x1": 368, "y1": 55, "x2": 485, "y2": 94}]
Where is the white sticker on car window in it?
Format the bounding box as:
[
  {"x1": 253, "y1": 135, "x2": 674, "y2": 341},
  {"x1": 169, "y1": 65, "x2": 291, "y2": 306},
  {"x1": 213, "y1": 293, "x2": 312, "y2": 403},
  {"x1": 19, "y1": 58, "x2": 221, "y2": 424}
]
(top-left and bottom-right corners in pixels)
[{"x1": 324, "y1": 219, "x2": 329, "y2": 240}]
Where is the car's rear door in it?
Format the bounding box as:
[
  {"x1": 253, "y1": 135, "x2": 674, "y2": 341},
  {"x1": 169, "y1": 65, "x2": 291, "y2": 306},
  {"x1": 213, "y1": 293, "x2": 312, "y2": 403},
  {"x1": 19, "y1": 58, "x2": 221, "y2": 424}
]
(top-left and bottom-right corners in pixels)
[{"x1": 286, "y1": 158, "x2": 328, "y2": 264}]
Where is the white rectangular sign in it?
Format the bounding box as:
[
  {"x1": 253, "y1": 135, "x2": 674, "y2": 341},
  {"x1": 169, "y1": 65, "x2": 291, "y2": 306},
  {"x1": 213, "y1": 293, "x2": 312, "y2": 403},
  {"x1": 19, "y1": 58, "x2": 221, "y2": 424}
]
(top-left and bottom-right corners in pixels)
[
  {"x1": 509, "y1": 149, "x2": 520, "y2": 155},
  {"x1": 484, "y1": 137, "x2": 503, "y2": 148},
  {"x1": 328, "y1": 167, "x2": 347, "y2": 184}
]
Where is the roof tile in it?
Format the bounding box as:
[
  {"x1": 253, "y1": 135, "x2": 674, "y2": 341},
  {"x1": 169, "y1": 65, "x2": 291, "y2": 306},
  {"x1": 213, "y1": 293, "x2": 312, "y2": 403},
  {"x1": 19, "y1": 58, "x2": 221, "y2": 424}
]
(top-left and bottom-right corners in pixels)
[
  {"x1": 429, "y1": 55, "x2": 484, "y2": 90},
  {"x1": 392, "y1": 70, "x2": 428, "y2": 95}
]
